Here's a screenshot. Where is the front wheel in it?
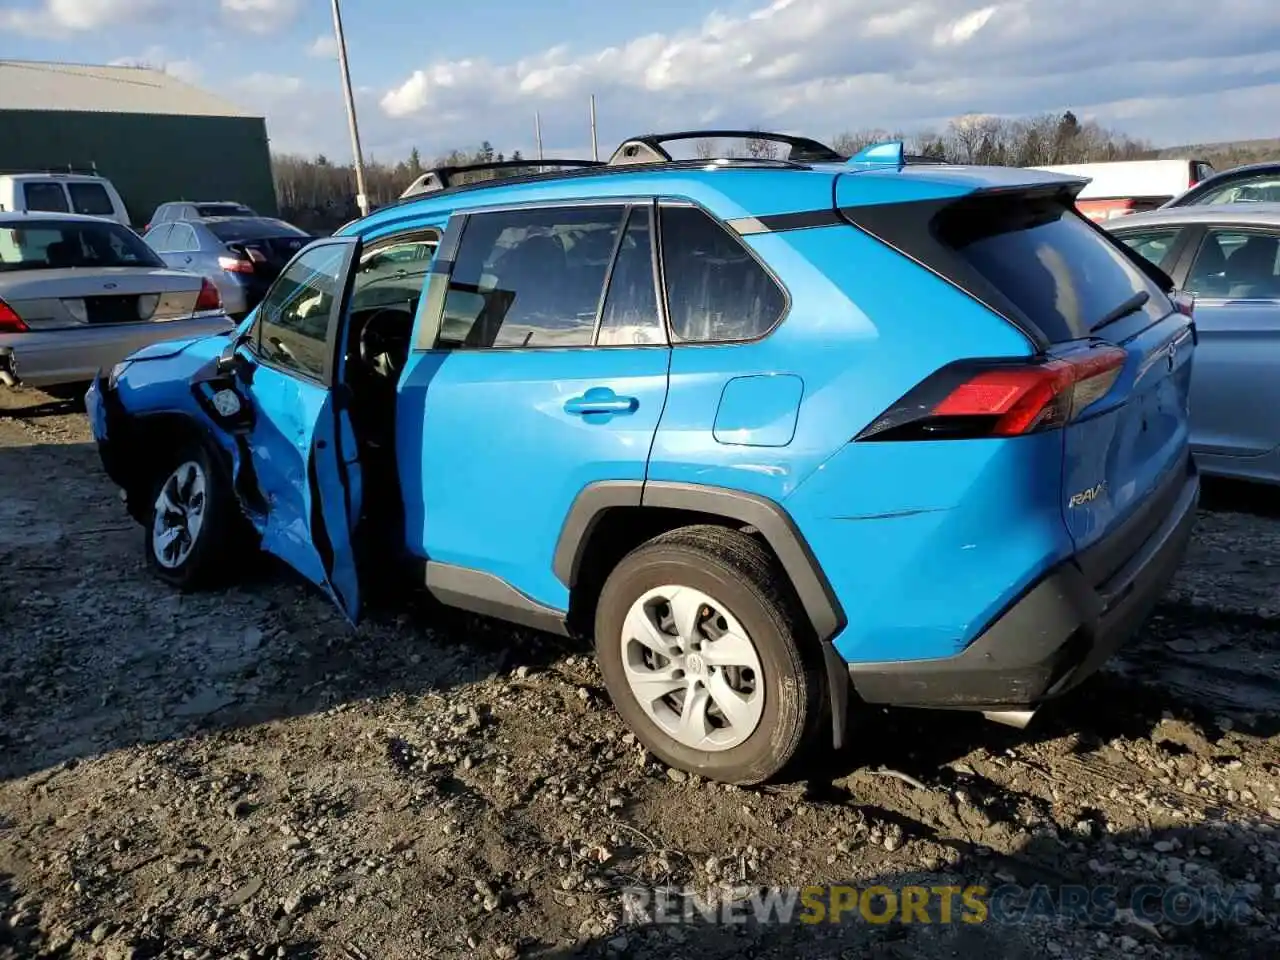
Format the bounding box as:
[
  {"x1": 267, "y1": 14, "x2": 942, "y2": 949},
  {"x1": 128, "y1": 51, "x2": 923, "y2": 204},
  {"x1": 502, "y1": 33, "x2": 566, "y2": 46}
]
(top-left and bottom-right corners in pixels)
[
  {"x1": 145, "y1": 443, "x2": 240, "y2": 589},
  {"x1": 594, "y1": 526, "x2": 824, "y2": 785}
]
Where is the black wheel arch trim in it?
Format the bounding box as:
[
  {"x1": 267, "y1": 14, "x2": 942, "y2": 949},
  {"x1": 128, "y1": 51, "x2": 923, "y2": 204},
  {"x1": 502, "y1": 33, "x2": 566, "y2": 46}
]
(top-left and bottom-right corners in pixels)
[{"x1": 553, "y1": 480, "x2": 846, "y2": 644}]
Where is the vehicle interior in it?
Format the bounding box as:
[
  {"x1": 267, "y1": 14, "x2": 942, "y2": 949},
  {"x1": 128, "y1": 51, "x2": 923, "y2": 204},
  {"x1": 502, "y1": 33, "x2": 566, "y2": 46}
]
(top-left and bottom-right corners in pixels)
[
  {"x1": 1187, "y1": 233, "x2": 1280, "y2": 299},
  {"x1": 339, "y1": 234, "x2": 438, "y2": 554}
]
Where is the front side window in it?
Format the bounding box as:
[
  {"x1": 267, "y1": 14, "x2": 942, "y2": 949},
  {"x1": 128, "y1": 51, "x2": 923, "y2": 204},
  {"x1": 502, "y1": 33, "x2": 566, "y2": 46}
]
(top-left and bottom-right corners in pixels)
[
  {"x1": 660, "y1": 205, "x2": 786, "y2": 342},
  {"x1": 22, "y1": 182, "x2": 69, "y2": 213},
  {"x1": 1115, "y1": 229, "x2": 1182, "y2": 270},
  {"x1": 439, "y1": 205, "x2": 626, "y2": 349},
  {"x1": 1185, "y1": 229, "x2": 1280, "y2": 299},
  {"x1": 252, "y1": 244, "x2": 349, "y2": 381},
  {"x1": 67, "y1": 182, "x2": 115, "y2": 216}
]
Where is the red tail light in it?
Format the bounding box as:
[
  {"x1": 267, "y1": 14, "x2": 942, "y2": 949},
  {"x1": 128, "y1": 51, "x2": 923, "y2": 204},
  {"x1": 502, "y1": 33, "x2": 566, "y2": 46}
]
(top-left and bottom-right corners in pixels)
[
  {"x1": 1076, "y1": 199, "x2": 1136, "y2": 222},
  {"x1": 194, "y1": 278, "x2": 223, "y2": 312},
  {"x1": 217, "y1": 255, "x2": 254, "y2": 274},
  {"x1": 857, "y1": 346, "x2": 1128, "y2": 442},
  {"x1": 0, "y1": 297, "x2": 28, "y2": 333}
]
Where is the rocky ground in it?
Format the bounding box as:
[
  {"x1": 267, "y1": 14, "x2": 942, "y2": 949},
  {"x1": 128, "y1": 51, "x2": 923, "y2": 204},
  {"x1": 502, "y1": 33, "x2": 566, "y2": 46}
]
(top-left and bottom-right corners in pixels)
[{"x1": 1, "y1": 385, "x2": 1277, "y2": 960}]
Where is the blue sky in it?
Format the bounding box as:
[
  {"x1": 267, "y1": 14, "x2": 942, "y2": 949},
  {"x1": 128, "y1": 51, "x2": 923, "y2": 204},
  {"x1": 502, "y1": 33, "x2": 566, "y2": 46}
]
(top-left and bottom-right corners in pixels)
[{"x1": 2, "y1": 0, "x2": 1279, "y2": 163}]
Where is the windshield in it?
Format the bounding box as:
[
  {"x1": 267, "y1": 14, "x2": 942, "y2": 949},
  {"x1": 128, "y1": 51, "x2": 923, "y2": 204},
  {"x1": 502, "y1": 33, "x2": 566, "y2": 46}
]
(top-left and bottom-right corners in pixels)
[
  {"x1": 197, "y1": 203, "x2": 256, "y2": 217},
  {"x1": 207, "y1": 218, "x2": 309, "y2": 241},
  {"x1": 0, "y1": 219, "x2": 165, "y2": 272}
]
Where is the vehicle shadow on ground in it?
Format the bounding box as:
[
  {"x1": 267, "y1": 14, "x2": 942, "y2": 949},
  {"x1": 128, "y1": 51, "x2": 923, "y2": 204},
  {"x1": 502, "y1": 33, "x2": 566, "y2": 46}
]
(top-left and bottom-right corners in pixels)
[
  {"x1": 534, "y1": 820, "x2": 1275, "y2": 960},
  {"x1": 0, "y1": 394, "x2": 81, "y2": 419},
  {"x1": 0, "y1": 439, "x2": 579, "y2": 783},
  {"x1": 1199, "y1": 477, "x2": 1280, "y2": 520},
  {"x1": 1, "y1": 436, "x2": 1276, "y2": 795}
]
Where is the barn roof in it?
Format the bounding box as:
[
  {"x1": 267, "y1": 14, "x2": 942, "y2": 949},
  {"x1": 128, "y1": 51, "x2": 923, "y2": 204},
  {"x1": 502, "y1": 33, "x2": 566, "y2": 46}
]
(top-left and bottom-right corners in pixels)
[{"x1": 0, "y1": 59, "x2": 259, "y2": 119}]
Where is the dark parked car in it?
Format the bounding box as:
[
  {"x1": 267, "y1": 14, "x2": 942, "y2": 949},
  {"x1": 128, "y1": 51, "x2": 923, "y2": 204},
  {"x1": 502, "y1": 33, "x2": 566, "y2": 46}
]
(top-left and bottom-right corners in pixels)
[
  {"x1": 1162, "y1": 161, "x2": 1280, "y2": 208},
  {"x1": 144, "y1": 201, "x2": 259, "y2": 232},
  {"x1": 142, "y1": 217, "x2": 311, "y2": 319}
]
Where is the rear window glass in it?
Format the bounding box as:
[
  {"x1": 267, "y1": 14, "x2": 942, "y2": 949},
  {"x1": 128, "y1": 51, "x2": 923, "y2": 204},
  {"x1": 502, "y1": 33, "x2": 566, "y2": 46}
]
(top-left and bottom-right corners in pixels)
[
  {"x1": 0, "y1": 219, "x2": 164, "y2": 271},
  {"x1": 22, "y1": 182, "x2": 69, "y2": 213},
  {"x1": 207, "y1": 218, "x2": 307, "y2": 240},
  {"x1": 936, "y1": 196, "x2": 1170, "y2": 342},
  {"x1": 67, "y1": 182, "x2": 115, "y2": 216},
  {"x1": 198, "y1": 203, "x2": 256, "y2": 217}
]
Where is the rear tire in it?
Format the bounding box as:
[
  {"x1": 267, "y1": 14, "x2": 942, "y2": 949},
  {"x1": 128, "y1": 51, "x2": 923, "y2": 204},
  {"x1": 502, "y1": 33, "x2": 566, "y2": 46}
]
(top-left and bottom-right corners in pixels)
[
  {"x1": 144, "y1": 441, "x2": 241, "y2": 589},
  {"x1": 594, "y1": 525, "x2": 824, "y2": 785}
]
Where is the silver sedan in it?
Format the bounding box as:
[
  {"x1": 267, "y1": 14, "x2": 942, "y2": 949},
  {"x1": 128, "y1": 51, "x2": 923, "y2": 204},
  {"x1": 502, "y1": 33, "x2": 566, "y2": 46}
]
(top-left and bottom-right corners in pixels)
[
  {"x1": 1107, "y1": 203, "x2": 1280, "y2": 485},
  {"x1": 0, "y1": 212, "x2": 233, "y2": 394}
]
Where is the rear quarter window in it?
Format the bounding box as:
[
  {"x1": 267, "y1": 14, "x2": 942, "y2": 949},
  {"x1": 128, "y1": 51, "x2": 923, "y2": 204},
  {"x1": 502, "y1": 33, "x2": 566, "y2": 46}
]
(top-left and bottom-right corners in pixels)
[
  {"x1": 659, "y1": 205, "x2": 786, "y2": 342},
  {"x1": 936, "y1": 195, "x2": 1171, "y2": 342}
]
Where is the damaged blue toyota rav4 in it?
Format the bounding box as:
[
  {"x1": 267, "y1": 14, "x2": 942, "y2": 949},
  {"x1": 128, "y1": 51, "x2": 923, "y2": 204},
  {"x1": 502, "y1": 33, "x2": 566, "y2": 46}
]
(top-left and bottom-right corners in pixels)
[{"x1": 87, "y1": 132, "x2": 1200, "y2": 784}]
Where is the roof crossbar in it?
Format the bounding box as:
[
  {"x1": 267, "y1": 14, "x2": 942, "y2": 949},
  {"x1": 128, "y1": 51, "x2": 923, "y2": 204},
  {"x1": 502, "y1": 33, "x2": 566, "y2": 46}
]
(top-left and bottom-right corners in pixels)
[
  {"x1": 400, "y1": 159, "x2": 605, "y2": 199},
  {"x1": 608, "y1": 130, "x2": 845, "y2": 166}
]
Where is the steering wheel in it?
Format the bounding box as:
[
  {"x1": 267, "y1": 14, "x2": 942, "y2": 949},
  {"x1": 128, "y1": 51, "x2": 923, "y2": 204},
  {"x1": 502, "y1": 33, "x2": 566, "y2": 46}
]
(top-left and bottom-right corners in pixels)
[{"x1": 357, "y1": 307, "x2": 414, "y2": 380}]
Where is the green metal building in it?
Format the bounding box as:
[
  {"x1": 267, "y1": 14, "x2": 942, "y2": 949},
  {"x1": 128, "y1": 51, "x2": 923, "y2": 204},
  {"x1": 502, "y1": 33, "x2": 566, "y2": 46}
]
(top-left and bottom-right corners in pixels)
[{"x1": 0, "y1": 59, "x2": 277, "y2": 225}]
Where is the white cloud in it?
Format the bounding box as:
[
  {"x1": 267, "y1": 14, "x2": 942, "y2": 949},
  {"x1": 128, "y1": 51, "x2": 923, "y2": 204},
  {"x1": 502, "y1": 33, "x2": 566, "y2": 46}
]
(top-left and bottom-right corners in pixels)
[
  {"x1": 0, "y1": 0, "x2": 297, "y2": 36},
  {"x1": 0, "y1": 0, "x2": 171, "y2": 36},
  {"x1": 108, "y1": 45, "x2": 201, "y2": 84},
  {"x1": 307, "y1": 33, "x2": 337, "y2": 59},
  {"x1": 8, "y1": 0, "x2": 1275, "y2": 159},
  {"x1": 933, "y1": 5, "x2": 998, "y2": 46},
  {"x1": 372, "y1": 0, "x2": 1280, "y2": 157},
  {"x1": 220, "y1": 0, "x2": 298, "y2": 34}
]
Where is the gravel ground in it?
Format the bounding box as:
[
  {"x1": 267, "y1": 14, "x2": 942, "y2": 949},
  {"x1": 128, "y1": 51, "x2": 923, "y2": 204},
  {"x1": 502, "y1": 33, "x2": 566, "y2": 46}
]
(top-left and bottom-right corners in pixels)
[{"x1": 1, "y1": 385, "x2": 1278, "y2": 960}]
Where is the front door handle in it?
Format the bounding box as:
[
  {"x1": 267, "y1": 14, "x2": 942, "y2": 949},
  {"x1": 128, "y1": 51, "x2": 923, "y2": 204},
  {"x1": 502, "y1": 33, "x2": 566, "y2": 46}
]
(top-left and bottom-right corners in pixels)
[{"x1": 564, "y1": 387, "x2": 639, "y2": 416}]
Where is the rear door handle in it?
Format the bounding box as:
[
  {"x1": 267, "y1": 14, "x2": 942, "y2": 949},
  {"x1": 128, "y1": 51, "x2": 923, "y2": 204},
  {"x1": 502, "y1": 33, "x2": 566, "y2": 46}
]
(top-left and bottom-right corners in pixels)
[{"x1": 564, "y1": 388, "x2": 639, "y2": 416}]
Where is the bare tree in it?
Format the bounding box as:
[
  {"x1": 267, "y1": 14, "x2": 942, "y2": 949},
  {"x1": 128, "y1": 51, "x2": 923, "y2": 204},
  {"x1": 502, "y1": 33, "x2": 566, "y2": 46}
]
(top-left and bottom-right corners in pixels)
[
  {"x1": 743, "y1": 128, "x2": 780, "y2": 160},
  {"x1": 693, "y1": 138, "x2": 718, "y2": 160}
]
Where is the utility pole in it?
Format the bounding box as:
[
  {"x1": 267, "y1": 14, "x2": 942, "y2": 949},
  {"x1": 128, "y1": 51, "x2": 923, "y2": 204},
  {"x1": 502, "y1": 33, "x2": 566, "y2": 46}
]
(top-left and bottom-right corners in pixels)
[
  {"x1": 330, "y1": 0, "x2": 369, "y2": 217},
  {"x1": 535, "y1": 110, "x2": 545, "y2": 170},
  {"x1": 590, "y1": 95, "x2": 599, "y2": 162}
]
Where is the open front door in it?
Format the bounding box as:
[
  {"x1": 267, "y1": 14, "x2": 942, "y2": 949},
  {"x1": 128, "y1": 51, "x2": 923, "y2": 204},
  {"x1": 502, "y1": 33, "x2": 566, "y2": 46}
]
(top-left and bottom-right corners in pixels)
[{"x1": 229, "y1": 236, "x2": 365, "y2": 621}]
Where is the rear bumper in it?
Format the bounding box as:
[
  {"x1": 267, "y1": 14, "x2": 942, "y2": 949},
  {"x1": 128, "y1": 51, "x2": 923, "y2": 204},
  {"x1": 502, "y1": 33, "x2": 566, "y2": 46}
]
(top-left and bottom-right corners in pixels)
[
  {"x1": 0, "y1": 316, "x2": 233, "y2": 388},
  {"x1": 848, "y1": 458, "x2": 1199, "y2": 709}
]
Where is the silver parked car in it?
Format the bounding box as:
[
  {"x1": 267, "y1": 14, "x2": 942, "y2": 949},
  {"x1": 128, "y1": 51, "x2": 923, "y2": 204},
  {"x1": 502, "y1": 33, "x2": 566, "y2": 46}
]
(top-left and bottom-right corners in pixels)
[
  {"x1": 143, "y1": 216, "x2": 311, "y2": 319},
  {"x1": 0, "y1": 211, "x2": 233, "y2": 394},
  {"x1": 1108, "y1": 203, "x2": 1280, "y2": 485}
]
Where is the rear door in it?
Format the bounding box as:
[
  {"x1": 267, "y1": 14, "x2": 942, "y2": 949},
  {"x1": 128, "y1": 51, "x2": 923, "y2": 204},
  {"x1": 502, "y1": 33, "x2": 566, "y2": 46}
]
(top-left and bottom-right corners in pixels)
[
  {"x1": 232, "y1": 238, "x2": 365, "y2": 619},
  {"x1": 410, "y1": 201, "x2": 670, "y2": 611},
  {"x1": 1174, "y1": 225, "x2": 1280, "y2": 457},
  {"x1": 933, "y1": 191, "x2": 1194, "y2": 556}
]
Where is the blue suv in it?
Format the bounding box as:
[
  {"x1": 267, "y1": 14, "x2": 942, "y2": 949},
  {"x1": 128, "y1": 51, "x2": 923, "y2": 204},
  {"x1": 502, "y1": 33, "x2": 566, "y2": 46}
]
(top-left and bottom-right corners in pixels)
[{"x1": 86, "y1": 132, "x2": 1200, "y2": 784}]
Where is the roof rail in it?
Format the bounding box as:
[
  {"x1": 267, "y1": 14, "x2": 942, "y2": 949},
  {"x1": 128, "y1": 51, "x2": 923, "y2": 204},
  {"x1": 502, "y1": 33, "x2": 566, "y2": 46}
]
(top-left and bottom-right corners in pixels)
[
  {"x1": 608, "y1": 130, "x2": 845, "y2": 166},
  {"x1": 399, "y1": 159, "x2": 605, "y2": 199},
  {"x1": 0, "y1": 163, "x2": 101, "y2": 177}
]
